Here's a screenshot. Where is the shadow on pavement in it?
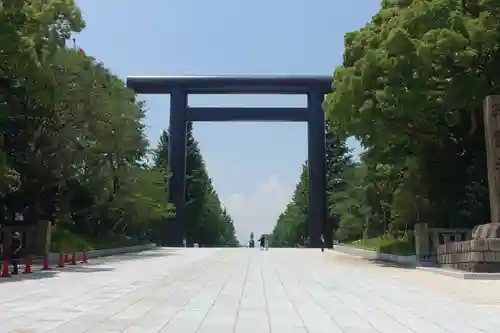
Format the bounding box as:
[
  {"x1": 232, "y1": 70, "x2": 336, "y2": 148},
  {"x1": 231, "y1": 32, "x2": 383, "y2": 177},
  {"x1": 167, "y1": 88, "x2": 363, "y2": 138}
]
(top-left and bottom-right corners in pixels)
[
  {"x1": 1, "y1": 248, "x2": 178, "y2": 283},
  {"x1": 31, "y1": 248, "x2": 178, "y2": 266},
  {"x1": 366, "y1": 258, "x2": 416, "y2": 269},
  {"x1": 59, "y1": 266, "x2": 115, "y2": 273},
  {"x1": 89, "y1": 249, "x2": 177, "y2": 265},
  {"x1": 117, "y1": 251, "x2": 173, "y2": 259},
  {"x1": 0, "y1": 270, "x2": 58, "y2": 283},
  {"x1": 0, "y1": 264, "x2": 115, "y2": 283},
  {"x1": 330, "y1": 253, "x2": 417, "y2": 270}
]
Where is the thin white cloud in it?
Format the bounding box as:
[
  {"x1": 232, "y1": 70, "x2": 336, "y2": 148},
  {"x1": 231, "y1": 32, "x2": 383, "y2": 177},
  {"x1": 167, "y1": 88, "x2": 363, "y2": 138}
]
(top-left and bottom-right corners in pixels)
[{"x1": 222, "y1": 176, "x2": 293, "y2": 244}]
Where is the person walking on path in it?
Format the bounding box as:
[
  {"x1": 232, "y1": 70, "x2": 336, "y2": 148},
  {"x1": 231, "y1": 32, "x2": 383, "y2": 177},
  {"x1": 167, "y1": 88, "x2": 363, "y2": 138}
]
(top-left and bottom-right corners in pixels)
[
  {"x1": 258, "y1": 235, "x2": 265, "y2": 250},
  {"x1": 11, "y1": 232, "x2": 21, "y2": 275},
  {"x1": 320, "y1": 234, "x2": 325, "y2": 252}
]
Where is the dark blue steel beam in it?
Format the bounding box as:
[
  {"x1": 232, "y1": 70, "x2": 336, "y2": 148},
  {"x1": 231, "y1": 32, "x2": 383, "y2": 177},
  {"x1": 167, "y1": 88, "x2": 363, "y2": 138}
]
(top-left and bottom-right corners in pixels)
[
  {"x1": 126, "y1": 75, "x2": 333, "y2": 95},
  {"x1": 186, "y1": 107, "x2": 309, "y2": 122},
  {"x1": 167, "y1": 89, "x2": 187, "y2": 247},
  {"x1": 307, "y1": 92, "x2": 327, "y2": 249}
]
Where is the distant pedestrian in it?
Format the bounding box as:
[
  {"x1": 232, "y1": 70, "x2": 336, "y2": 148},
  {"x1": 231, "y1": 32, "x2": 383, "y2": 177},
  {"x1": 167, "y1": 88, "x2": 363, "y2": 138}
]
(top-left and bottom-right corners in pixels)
[
  {"x1": 259, "y1": 235, "x2": 265, "y2": 250},
  {"x1": 320, "y1": 234, "x2": 325, "y2": 252}
]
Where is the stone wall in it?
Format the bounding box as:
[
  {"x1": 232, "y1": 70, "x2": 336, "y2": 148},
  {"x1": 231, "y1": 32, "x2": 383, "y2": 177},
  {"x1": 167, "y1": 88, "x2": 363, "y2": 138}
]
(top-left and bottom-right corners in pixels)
[
  {"x1": 414, "y1": 223, "x2": 471, "y2": 263},
  {"x1": 437, "y1": 238, "x2": 500, "y2": 272}
]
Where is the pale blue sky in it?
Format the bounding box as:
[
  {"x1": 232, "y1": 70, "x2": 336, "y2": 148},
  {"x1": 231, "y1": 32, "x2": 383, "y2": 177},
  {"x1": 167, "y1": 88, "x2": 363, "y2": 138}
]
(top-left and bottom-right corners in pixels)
[{"x1": 74, "y1": 0, "x2": 380, "y2": 242}]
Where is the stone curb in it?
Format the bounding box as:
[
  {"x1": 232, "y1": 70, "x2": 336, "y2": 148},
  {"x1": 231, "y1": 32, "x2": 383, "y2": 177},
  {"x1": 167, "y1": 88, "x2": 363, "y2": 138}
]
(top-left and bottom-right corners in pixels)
[
  {"x1": 334, "y1": 244, "x2": 500, "y2": 280},
  {"x1": 333, "y1": 244, "x2": 418, "y2": 266},
  {"x1": 417, "y1": 266, "x2": 500, "y2": 280}
]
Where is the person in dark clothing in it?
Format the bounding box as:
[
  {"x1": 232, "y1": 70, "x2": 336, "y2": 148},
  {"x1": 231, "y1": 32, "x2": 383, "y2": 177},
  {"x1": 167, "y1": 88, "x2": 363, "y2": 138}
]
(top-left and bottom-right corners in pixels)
[
  {"x1": 258, "y1": 235, "x2": 265, "y2": 250},
  {"x1": 11, "y1": 232, "x2": 21, "y2": 275}
]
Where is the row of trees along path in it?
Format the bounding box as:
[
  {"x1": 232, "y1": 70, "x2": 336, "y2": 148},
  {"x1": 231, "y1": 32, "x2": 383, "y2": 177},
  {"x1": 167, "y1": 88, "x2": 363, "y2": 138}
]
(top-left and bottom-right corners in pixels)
[
  {"x1": 271, "y1": 0, "x2": 495, "y2": 250},
  {"x1": 0, "y1": 1, "x2": 238, "y2": 251}
]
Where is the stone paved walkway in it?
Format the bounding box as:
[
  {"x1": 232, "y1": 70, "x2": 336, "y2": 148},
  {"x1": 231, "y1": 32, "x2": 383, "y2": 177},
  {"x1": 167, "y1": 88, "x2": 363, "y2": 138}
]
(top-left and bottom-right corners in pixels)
[{"x1": 1, "y1": 248, "x2": 500, "y2": 332}]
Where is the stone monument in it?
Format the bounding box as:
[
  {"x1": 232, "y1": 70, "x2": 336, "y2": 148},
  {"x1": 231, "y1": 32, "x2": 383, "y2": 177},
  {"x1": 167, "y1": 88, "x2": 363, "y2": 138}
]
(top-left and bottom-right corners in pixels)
[
  {"x1": 483, "y1": 95, "x2": 500, "y2": 223},
  {"x1": 433, "y1": 96, "x2": 500, "y2": 272}
]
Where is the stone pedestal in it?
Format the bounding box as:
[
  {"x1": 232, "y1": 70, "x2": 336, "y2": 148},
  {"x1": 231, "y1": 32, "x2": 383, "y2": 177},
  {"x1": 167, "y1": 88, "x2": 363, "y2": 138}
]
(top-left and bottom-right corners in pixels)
[
  {"x1": 437, "y1": 223, "x2": 500, "y2": 272},
  {"x1": 437, "y1": 238, "x2": 500, "y2": 272}
]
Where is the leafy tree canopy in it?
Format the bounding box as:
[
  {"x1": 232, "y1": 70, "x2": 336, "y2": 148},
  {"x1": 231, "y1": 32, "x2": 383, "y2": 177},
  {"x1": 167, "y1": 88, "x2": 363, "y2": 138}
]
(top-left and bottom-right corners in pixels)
[{"x1": 273, "y1": 0, "x2": 495, "y2": 247}]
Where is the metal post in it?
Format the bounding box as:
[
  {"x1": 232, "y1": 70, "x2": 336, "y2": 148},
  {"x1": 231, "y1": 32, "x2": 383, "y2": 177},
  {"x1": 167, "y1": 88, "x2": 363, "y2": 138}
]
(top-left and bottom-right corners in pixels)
[
  {"x1": 167, "y1": 89, "x2": 187, "y2": 247},
  {"x1": 307, "y1": 91, "x2": 327, "y2": 248}
]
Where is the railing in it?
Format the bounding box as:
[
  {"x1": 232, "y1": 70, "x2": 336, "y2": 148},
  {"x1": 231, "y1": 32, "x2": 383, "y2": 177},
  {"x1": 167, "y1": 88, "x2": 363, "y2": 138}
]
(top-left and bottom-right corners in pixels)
[{"x1": 414, "y1": 223, "x2": 472, "y2": 263}]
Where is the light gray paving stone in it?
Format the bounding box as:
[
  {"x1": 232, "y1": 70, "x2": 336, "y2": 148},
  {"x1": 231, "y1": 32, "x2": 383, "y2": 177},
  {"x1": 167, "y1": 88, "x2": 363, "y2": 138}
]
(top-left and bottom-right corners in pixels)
[
  {"x1": 197, "y1": 323, "x2": 234, "y2": 333},
  {"x1": 2, "y1": 247, "x2": 500, "y2": 332},
  {"x1": 158, "y1": 310, "x2": 206, "y2": 333}
]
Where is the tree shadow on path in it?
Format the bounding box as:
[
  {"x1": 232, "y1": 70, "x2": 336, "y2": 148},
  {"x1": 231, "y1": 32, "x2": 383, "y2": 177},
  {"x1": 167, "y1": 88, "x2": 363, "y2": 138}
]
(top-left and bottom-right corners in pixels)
[
  {"x1": 365, "y1": 258, "x2": 417, "y2": 269},
  {"x1": 0, "y1": 264, "x2": 115, "y2": 284}
]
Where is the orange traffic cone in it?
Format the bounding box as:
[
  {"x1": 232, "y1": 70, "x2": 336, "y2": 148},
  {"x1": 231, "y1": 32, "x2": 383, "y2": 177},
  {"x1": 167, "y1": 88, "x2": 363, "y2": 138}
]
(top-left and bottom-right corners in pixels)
[
  {"x1": 42, "y1": 254, "x2": 51, "y2": 270},
  {"x1": 70, "y1": 252, "x2": 77, "y2": 265},
  {"x1": 23, "y1": 254, "x2": 32, "y2": 274},
  {"x1": 64, "y1": 253, "x2": 69, "y2": 263},
  {"x1": 57, "y1": 253, "x2": 65, "y2": 268},
  {"x1": 1, "y1": 257, "x2": 11, "y2": 277},
  {"x1": 81, "y1": 249, "x2": 88, "y2": 264}
]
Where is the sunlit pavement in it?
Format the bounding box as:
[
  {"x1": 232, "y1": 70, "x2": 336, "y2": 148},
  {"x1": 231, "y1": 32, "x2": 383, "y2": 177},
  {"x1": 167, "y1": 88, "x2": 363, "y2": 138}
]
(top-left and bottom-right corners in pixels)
[{"x1": 1, "y1": 248, "x2": 500, "y2": 332}]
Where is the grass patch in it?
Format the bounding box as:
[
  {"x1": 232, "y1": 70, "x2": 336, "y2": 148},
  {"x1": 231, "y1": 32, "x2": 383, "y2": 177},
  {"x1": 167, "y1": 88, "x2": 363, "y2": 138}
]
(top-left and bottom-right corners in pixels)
[{"x1": 345, "y1": 235, "x2": 415, "y2": 256}]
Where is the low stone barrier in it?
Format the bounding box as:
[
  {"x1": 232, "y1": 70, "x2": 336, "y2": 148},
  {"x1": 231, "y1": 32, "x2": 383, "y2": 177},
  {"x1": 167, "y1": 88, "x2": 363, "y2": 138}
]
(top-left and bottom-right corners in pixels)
[
  {"x1": 43, "y1": 243, "x2": 157, "y2": 264},
  {"x1": 334, "y1": 244, "x2": 418, "y2": 266},
  {"x1": 437, "y1": 238, "x2": 500, "y2": 272}
]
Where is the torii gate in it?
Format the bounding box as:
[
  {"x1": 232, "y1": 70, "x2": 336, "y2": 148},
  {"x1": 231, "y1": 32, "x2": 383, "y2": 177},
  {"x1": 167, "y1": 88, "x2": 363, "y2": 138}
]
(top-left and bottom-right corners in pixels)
[{"x1": 127, "y1": 75, "x2": 332, "y2": 248}]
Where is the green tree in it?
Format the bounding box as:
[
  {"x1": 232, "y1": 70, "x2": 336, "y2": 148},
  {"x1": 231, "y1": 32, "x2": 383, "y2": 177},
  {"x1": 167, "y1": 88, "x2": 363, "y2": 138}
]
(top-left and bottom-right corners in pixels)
[
  {"x1": 331, "y1": 163, "x2": 367, "y2": 242},
  {"x1": 271, "y1": 124, "x2": 353, "y2": 246},
  {"x1": 1, "y1": 1, "x2": 175, "y2": 250},
  {"x1": 320, "y1": 0, "x2": 495, "y2": 245},
  {"x1": 153, "y1": 123, "x2": 239, "y2": 246},
  {"x1": 1, "y1": 0, "x2": 84, "y2": 204},
  {"x1": 154, "y1": 130, "x2": 169, "y2": 170}
]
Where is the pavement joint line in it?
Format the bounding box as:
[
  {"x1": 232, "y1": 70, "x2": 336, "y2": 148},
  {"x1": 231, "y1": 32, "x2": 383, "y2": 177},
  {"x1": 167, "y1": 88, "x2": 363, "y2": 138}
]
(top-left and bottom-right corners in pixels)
[
  {"x1": 50, "y1": 251, "x2": 218, "y2": 333},
  {"x1": 155, "y1": 257, "x2": 231, "y2": 333},
  {"x1": 298, "y1": 266, "x2": 348, "y2": 332},
  {"x1": 272, "y1": 258, "x2": 310, "y2": 332},
  {"x1": 231, "y1": 251, "x2": 251, "y2": 333},
  {"x1": 260, "y1": 264, "x2": 275, "y2": 333},
  {"x1": 342, "y1": 276, "x2": 453, "y2": 333},
  {"x1": 98, "y1": 257, "x2": 217, "y2": 332},
  {"x1": 191, "y1": 263, "x2": 235, "y2": 333},
  {"x1": 309, "y1": 275, "x2": 394, "y2": 333},
  {"x1": 286, "y1": 253, "x2": 385, "y2": 333}
]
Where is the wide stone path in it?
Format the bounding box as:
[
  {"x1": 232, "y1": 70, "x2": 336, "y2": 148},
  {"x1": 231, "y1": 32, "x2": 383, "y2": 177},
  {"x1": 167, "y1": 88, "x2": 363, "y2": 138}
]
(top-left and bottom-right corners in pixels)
[{"x1": 1, "y1": 248, "x2": 500, "y2": 333}]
